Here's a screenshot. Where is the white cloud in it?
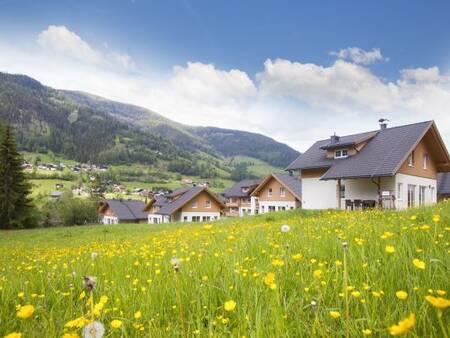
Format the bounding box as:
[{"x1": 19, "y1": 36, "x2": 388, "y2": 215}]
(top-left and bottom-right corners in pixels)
[
  {"x1": 37, "y1": 25, "x2": 135, "y2": 70},
  {"x1": 330, "y1": 47, "x2": 387, "y2": 65},
  {"x1": 1, "y1": 33, "x2": 450, "y2": 151}
]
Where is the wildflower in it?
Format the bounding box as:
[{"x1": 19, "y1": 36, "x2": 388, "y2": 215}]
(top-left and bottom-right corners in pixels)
[
  {"x1": 335, "y1": 260, "x2": 343, "y2": 266},
  {"x1": 436, "y1": 290, "x2": 447, "y2": 296},
  {"x1": 329, "y1": 311, "x2": 341, "y2": 319},
  {"x1": 362, "y1": 329, "x2": 372, "y2": 336},
  {"x1": 412, "y1": 259, "x2": 425, "y2": 270},
  {"x1": 4, "y1": 333, "x2": 22, "y2": 338},
  {"x1": 313, "y1": 269, "x2": 323, "y2": 279},
  {"x1": 83, "y1": 321, "x2": 105, "y2": 338},
  {"x1": 79, "y1": 291, "x2": 86, "y2": 300},
  {"x1": 396, "y1": 291, "x2": 408, "y2": 300},
  {"x1": 388, "y1": 313, "x2": 415, "y2": 336},
  {"x1": 310, "y1": 300, "x2": 317, "y2": 311},
  {"x1": 410, "y1": 215, "x2": 417, "y2": 221},
  {"x1": 425, "y1": 295, "x2": 450, "y2": 309},
  {"x1": 351, "y1": 291, "x2": 361, "y2": 298},
  {"x1": 83, "y1": 276, "x2": 97, "y2": 291},
  {"x1": 65, "y1": 316, "x2": 90, "y2": 329},
  {"x1": 271, "y1": 258, "x2": 284, "y2": 267},
  {"x1": 17, "y1": 292, "x2": 25, "y2": 299},
  {"x1": 264, "y1": 272, "x2": 276, "y2": 289},
  {"x1": 224, "y1": 300, "x2": 236, "y2": 312},
  {"x1": 385, "y1": 245, "x2": 395, "y2": 254},
  {"x1": 280, "y1": 224, "x2": 290, "y2": 233},
  {"x1": 134, "y1": 311, "x2": 142, "y2": 319},
  {"x1": 16, "y1": 305, "x2": 34, "y2": 319},
  {"x1": 91, "y1": 252, "x2": 98, "y2": 259},
  {"x1": 342, "y1": 241, "x2": 348, "y2": 250},
  {"x1": 432, "y1": 214, "x2": 440, "y2": 223},
  {"x1": 203, "y1": 224, "x2": 212, "y2": 230},
  {"x1": 63, "y1": 333, "x2": 80, "y2": 338},
  {"x1": 111, "y1": 319, "x2": 123, "y2": 329},
  {"x1": 170, "y1": 257, "x2": 181, "y2": 272}
]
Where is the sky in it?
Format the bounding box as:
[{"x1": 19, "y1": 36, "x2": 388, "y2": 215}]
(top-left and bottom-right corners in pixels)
[{"x1": 1, "y1": 0, "x2": 450, "y2": 151}]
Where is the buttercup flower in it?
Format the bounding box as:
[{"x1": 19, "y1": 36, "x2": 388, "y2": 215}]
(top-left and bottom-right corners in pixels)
[
  {"x1": 4, "y1": 333, "x2": 22, "y2": 338},
  {"x1": 16, "y1": 305, "x2": 34, "y2": 319},
  {"x1": 412, "y1": 259, "x2": 425, "y2": 270},
  {"x1": 224, "y1": 300, "x2": 236, "y2": 312},
  {"x1": 264, "y1": 272, "x2": 276, "y2": 289},
  {"x1": 329, "y1": 311, "x2": 341, "y2": 319},
  {"x1": 111, "y1": 319, "x2": 123, "y2": 329},
  {"x1": 388, "y1": 313, "x2": 415, "y2": 336},
  {"x1": 396, "y1": 291, "x2": 408, "y2": 300},
  {"x1": 385, "y1": 245, "x2": 395, "y2": 254},
  {"x1": 425, "y1": 295, "x2": 450, "y2": 309},
  {"x1": 362, "y1": 329, "x2": 372, "y2": 336}
]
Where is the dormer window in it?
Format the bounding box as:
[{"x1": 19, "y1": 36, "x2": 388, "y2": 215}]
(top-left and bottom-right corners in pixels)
[
  {"x1": 242, "y1": 187, "x2": 249, "y2": 193},
  {"x1": 335, "y1": 149, "x2": 348, "y2": 159}
]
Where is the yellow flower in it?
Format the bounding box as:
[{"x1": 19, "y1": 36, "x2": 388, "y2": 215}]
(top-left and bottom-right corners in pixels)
[
  {"x1": 111, "y1": 319, "x2": 123, "y2": 329},
  {"x1": 65, "y1": 316, "x2": 90, "y2": 329},
  {"x1": 224, "y1": 300, "x2": 236, "y2": 312},
  {"x1": 264, "y1": 272, "x2": 276, "y2": 289},
  {"x1": 385, "y1": 245, "x2": 395, "y2": 254},
  {"x1": 388, "y1": 313, "x2": 416, "y2": 336},
  {"x1": 17, "y1": 292, "x2": 25, "y2": 299},
  {"x1": 432, "y1": 214, "x2": 440, "y2": 223},
  {"x1": 396, "y1": 291, "x2": 408, "y2": 300},
  {"x1": 436, "y1": 290, "x2": 447, "y2": 296},
  {"x1": 362, "y1": 329, "x2": 372, "y2": 336},
  {"x1": 329, "y1": 311, "x2": 341, "y2": 319},
  {"x1": 79, "y1": 291, "x2": 86, "y2": 300},
  {"x1": 351, "y1": 291, "x2": 361, "y2": 298},
  {"x1": 203, "y1": 224, "x2": 212, "y2": 230},
  {"x1": 4, "y1": 333, "x2": 22, "y2": 338},
  {"x1": 425, "y1": 295, "x2": 450, "y2": 309},
  {"x1": 134, "y1": 310, "x2": 142, "y2": 319},
  {"x1": 63, "y1": 333, "x2": 80, "y2": 338},
  {"x1": 292, "y1": 253, "x2": 303, "y2": 261},
  {"x1": 313, "y1": 269, "x2": 323, "y2": 279},
  {"x1": 412, "y1": 259, "x2": 425, "y2": 270},
  {"x1": 16, "y1": 305, "x2": 35, "y2": 319},
  {"x1": 410, "y1": 215, "x2": 417, "y2": 221},
  {"x1": 271, "y1": 258, "x2": 284, "y2": 267}
]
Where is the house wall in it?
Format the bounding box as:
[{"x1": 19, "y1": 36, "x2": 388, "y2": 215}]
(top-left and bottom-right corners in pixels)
[
  {"x1": 181, "y1": 191, "x2": 222, "y2": 212},
  {"x1": 397, "y1": 138, "x2": 437, "y2": 179},
  {"x1": 102, "y1": 215, "x2": 118, "y2": 224},
  {"x1": 179, "y1": 211, "x2": 220, "y2": 222},
  {"x1": 258, "y1": 200, "x2": 299, "y2": 214},
  {"x1": 395, "y1": 173, "x2": 437, "y2": 210},
  {"x1": 339, "y1": 177, "x2": 396, "y2": 209},
  {"x1": 301, "y1": 177, "x2": 338, "y2": 209},
  {"x1": 148, "y1": 214, "x2": 170, "y2": 224}
]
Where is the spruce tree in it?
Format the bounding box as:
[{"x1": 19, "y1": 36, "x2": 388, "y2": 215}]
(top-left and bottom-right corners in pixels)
[{"x1": 0, "y1": 124, "x2": 36, "y2": 229}]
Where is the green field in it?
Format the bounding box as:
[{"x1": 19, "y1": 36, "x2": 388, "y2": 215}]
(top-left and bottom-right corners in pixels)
[
  {"x1": 1, "y1": 203, "x2": 449, "y2": 337},
  {"x1": 228, "y1": 155, "x2": 282, "y2": 177}
]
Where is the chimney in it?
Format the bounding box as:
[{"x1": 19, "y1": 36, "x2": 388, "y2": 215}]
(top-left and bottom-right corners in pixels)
[
  {"x1": 330, "y1": 133, "x2": 340, "y2": 144},
  {"x1": 379, "y1": 118, "x2": 389, "y2": 130}
]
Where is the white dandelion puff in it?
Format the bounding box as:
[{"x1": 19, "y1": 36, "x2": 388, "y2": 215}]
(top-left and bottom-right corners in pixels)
[
  {"x1": 83, "y1": 321, "x2": 105, "y2": 338},
  {"x1": 170, "y1": 257, "x2": 181, "y2": 272},
  {"x1": 280, "y1": 224, "x2": 290, "y2": 233}
]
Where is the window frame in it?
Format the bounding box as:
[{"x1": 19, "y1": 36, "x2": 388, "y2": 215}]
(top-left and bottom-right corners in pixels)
[
  {"x1": 334, "y1": 149, "x2": 349, "y2": 159},
  {"x1": 205, "y1": 200, "x2": 211, "y2": 208},
  {"x1": 268, "y1": 188, "x2": 273, "y2": 198},
  {"x1": 191, "y1": 199, "x2": 197, "y2": 208},
  {"x1": 423, "y1": 153, "x2": 428, "y2": 170},
  {"x1": 397, "y1": 182, "x2": 403, "y2": 200},
  {"x1": 280, "y1": 187, "x2": 286, "y2": 198},
  {"x1": 408, "y1": 151, "x2": 415, "y2": 167}
]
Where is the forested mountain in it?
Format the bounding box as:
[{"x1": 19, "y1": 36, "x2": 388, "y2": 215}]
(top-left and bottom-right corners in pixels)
[{"x1": 0, "y1": 72, "x2": 300, "y2": 171}]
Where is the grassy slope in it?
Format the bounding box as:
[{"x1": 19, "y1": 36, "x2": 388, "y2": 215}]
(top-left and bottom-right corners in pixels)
[
  {"x1": 0, "y1": 204, "x2": 449, "y2": 337},
  {"x1": 228, "y1": 155, "x2": 283, "y2": 177}
]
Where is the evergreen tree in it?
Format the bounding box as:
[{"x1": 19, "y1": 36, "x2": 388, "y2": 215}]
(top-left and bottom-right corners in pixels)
[{"x1": 0, "y1": 124, "x2": 37, "y2": 229}]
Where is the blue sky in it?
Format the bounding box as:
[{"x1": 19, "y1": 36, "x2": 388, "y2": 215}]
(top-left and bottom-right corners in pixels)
[{"x1": 1, "y1": 0, "x2": 450, "y2": 150}]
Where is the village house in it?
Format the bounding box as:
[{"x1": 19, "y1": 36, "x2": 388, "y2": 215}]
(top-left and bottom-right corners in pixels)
[
  {"x1": 145, "y1": 186, "x2": 225, "y2": 224},
  {"x1": 98, "y1": 199, "x2": 148, "y2": 224},
  {"x1": 250, "y1": 173, "x2": 302, "y2": 214},
  {"x1": 437, "y1": 172, "x2": 450, "y2": 201},
  {"x1": 286, "y1": 120, "x2": 450, "y2": 210},
  {"x1": 222, "y1": 179, "x2": 262, "y2": 217}
]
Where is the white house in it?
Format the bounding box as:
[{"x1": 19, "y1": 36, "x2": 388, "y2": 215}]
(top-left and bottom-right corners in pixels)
[{"x1": 286, "y1": 120, "x2": 450, "y2": 210}]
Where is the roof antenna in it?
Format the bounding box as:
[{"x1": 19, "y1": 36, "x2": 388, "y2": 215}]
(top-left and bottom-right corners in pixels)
[{"x1": 379, "y1": 118, "x2": 389, "y2": 130}]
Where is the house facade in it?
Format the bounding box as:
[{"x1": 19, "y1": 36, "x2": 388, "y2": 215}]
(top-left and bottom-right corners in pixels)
[
  {"x1": 222, "y1": 179, "x2": 262, "y2": 217},
  {"x1": 287, "y1": 121, "x2": 450, "y2": 210},
  {"x1": 146, "y1": 186, "x2": 225, "y2": 224},
  {"x1": 98, "y1": 199, "x2": 148, "y2": 224},
  {"x1": 250, "y1": 173, "x2": 302, "y2": 214},
  {"x1": 437, "y1": 172, "x2": 450, "y2": 201}
]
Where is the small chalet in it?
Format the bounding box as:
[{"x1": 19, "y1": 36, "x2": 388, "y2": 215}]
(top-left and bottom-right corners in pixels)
[
  {"x1": 250, "y1": 173, "x2": 302, "y2": 214},
  {"x1": 437, "y1": 172, "x2": 450, "y2": 201},
  {"x1": 222, "y1": 179, "x2": 262, "y2": 217},
  {"x1": 287, "y1": 120, "x2": 450, "y2": 210},
  {"x1": 98, "y1": 199, "x2": 148, "y2": 224},
  {"x1": 145, "y1": 186, "x2": 225, "y2": 224}
]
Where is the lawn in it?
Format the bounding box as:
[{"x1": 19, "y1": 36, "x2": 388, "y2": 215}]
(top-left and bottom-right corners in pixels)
[{"x1": 0, "y1": 204, "x2": 449, "y2": 337}]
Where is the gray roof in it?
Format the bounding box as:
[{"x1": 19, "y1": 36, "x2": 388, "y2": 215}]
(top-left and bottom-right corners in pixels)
[
  {"x1": 287, "y1": 121, "x2": 434, "y2": 180},
  {"x1": 103, "y1": 199, "x2": 147, "y2": 221},
  {"x1": 157, "y1": 186, "x2": 223, "y2": 215},
  {"x1": 438, "y1": 173, "x2": 450, "y2": 196},
  {"x1": 223, "y1": 178, "x2": 262, "y2": 198},
  {"x1": 273, "y1": 173, "x2": 302, "y2": 199}
]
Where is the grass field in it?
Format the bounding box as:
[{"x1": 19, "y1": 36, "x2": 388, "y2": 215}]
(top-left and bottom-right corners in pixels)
[
  {"x1": 228, "y1": 156, "x2": 282, "y2": 177},
  {"x1": 0, "y1": 204, "x2": 449, "y2": 337}
]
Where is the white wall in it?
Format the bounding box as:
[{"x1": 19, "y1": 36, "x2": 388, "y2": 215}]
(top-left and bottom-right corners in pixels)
[
  {"x1": 179, "y1": 211, "x2": 220, "y2": 222},
  {"x1": 148, "y1": 214, "x2": 168, "y2": 224},
  {"x1": 340, "y1": 177, "x2": 396, "y2": 209},
  {"x1": 395, "y1": 173, "x2": 437, "y2": 210},
  {"x1": 258, "y1": 201, "x2": 297, "y2": 214},
  {"x1": 103, "y1": 216, "x2": 118, "y2": 224},
  {"x1": 302, "y1": 177, "x2": 337, "y2": 209}
]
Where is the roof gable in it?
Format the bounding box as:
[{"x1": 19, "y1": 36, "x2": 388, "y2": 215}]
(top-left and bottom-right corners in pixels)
[
  {"x1": 101, "y1": 199, "x2": 147, "y2": 220},
  {"x1": 223, "y1": 178, "x2": 262, "y2": 198},
  {"x1": 251, "y1": 173, "x2": 302, "y2": 200}
]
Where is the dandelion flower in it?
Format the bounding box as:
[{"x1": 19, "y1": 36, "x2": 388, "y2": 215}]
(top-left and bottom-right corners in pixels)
[
  {"x1": 91, "y1": 252, "x2": 98, "y2": 259},
  {"x1": 388, "y1": 313, "x2": 415, "y2": 336},
  {"x1": 264, "y1": 272, "x2": 276, "y2": 289},
  {"x1": 16, "y1": 305, "x2": 34, "y2": 319},
  {"x1": 280, "y1": 224, "x2": 290, "y2": 233},
  {"x1": 134, "y1": 311, "x2": 142, "y2": 319},
  {"x1": 170, "y1": 257, "x2": 181, "y2": 272},
  {"x1": 432, "y1": 214, "x2": 440, "y2": 223},
  {"x1": 412, "y1": 259, "x2": 425, "y2": 270},
  {"x1": 83, "y1": 321, "x2": 105, "y2": 338},
  {"x1": 362, "y1": 329, "x2": 372, "y2": 336},
  {"x1": 271, "y1": 258, "x2": 284, "y2": 267},
  {"x1": 425, "y1": 295, "x2": 450, "y2": 309},
  {"x1": 351, "y1": 291, "x2": 361, "y2": 298},
  {"x1": 396, "y1": 291, "x2": 408, "y2": 300},
  {"x1": 224, "y1": 300, "x2": 236, "y2": 312},
  {"x1": 385, "y1": 245, "x2": 395, "y2": 254},
  {"x1": 313, "y1": 269, "x2": 323, "y2": 279},
  {"x1": 63, "y1": 333, "x2": 80, "y2": 338},
  {"x1": 329, "y1": 311, "x2": 341, "y2": 319},
  {"x1": 4, "y1": 333, "x2": 22, "y2": 338},
  {"x1": 110, "y1": 319, "x2": 123, "y2": 329}
]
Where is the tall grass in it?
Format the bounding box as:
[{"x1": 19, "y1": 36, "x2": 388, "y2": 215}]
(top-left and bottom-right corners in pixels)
[{"x1": 0, "y1": 203, "x2": 448, "y2": 337}]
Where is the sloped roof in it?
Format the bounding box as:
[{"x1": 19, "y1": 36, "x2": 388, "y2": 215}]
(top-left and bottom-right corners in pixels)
[
  {"x1": 251, "y1": 173, "x2": 302, "y2": 200},
  {"x1": 287, "y1": 121, "x2": 449, "y2": 180},
  {"x1": 102, "y1": 199, "x2": 147, "y2": 221},
  {"x1": 157, "y1": 186, "x2": 225, "y2": 215},
  {"x1": 319, "y1": 131, "x2": 377, "y2": 150},
  {"x1": 223, "y1": 178, "x2": 262, "y2": 198},
  {"x1": 438, "y1": 172, "x2": 450, "y2": 196}
]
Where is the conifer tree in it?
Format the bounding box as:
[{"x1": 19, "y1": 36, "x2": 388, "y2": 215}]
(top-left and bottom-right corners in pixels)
[{"x1": 0, "y1": 124, "x2": 36, "y2": 229}]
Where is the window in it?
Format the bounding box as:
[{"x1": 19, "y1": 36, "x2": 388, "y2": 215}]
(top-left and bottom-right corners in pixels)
[
  {"x1": 268, "y1": 188, "x2": 272, "y2": 197},
  {"x1": 192, "y1": 216, "x2": 200, "y2": 222},
  {"x1": 397, "y1": 183, "x2": 403, "y2": 200},
  {"x1": 280, "y1": 206, "x2": 286, "y2": 211},
  {"x1": 407, "y1": 185, "x2": 416, "y2": 208},
  {"x1": 419, "y1": 186, "x2": 426, "y2": 206},
  {"x1": 202, "y1": 216, "x2": 210, "y2": 222},
  {"x1": 339, "y1": 184, "x2": 346, "y2": 199},
  {"x1": 335, "y1": 149, "x2": 348, "y2": 159},
  {"x1": 423, "y1": 154, "x2": 428, "y2": 169},
  {"x1": 183, "y1": 216, "x2": 188, "y2": 222},
  {"x1": 205, "y1": 200, "x2": 211, "y2": 208},
  {"x1": 191, "y1": 199, "x2": 197, "y2": 208},
  {"x1": 408, "y1": 151, "x2": 415, "y2": 167},
  {"x1": 268, "y1": 206, "x2": 276, "y2": 212},
  {"x1": 280, "y1": 187, "x2": 286, "y2": 197},
  {"x1": 431, "y1": 187, "x2": 436, "y2": 203}
]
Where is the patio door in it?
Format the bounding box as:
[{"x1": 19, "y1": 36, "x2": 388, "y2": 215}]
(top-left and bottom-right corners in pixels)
[
  {"x1": 419, "y1": 186, "x2": 426, "y2": 206},
  {"x1": 407, "y1": 185, "x2": 416, "y2": 208}
]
